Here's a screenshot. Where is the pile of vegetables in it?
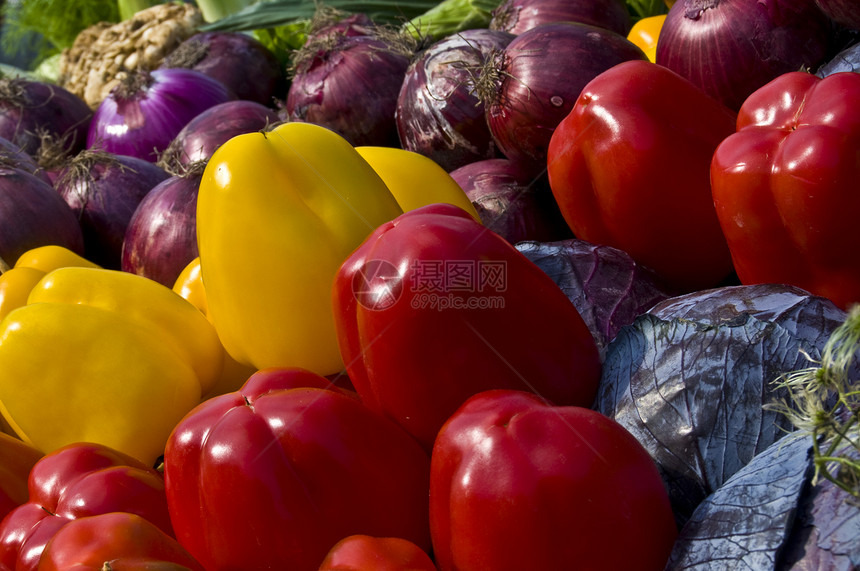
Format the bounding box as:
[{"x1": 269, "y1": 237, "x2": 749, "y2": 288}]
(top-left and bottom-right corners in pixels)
[{"x1": 0, "y1": 0, "x2": 857, "y2": 568}]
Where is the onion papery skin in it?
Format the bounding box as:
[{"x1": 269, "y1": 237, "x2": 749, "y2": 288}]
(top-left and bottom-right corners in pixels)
[
  {"x1": 161, "y1": 31, "x2": 287, "y2": 107},
  {"x1": 490, "y1": 0, "x2": 632, "y2": 37},
  {"x1": 396, "y1": 28, "x2": 515, "y2": 173},
  {"x1": 122, "y1": 166, "x2": 203, "y2": 288},
  {"x1": 0, "y1": 167, "x2": 85, "y2": 266},
  {"x1": 484, "y1": 22, "x2": 648, "y2": 177},
  {"x1": 0, "y1": 77, "x2": 92, "y2": 157},
  {"x1": 56, "y1": 151, "x2": 171, "y2": 269},
  {"x1": 655, "y1": 0, "x2": 833, "y2": 112},
  {"x1": 167, "y1": 100, "x2": 281, "y2": 165},
  {"x1": 285, "y1": 34, "x2": 412, "y2": 147},
  {"x1": 815, "y1": 0, "x2": 860, "y2": 32},
  {"x1": 450, "y1": 157, "x2": 573, "y2": 245},
  {"x1": 0, "y1": 136, "x2": 51, "y2": 185},
  {"x1": 87, "y1": 68, "x2": 235, "y2": 163}
]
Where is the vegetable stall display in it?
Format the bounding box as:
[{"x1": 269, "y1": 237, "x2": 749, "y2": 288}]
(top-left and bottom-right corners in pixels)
[{"x1": 0, "y1": 0, "x2": 856, "y2": 568}]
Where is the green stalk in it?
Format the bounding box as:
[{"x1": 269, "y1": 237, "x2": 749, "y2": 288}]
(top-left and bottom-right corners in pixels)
[
  {"x1": 117, "y1": 0, "x2": 163, "y2": 21},
  {"x1": 194, "y1": 0, "x2": 259, "y2": 24},
  {"x1": 403, "y1": 0, "x2": 500, "y2": 41}
]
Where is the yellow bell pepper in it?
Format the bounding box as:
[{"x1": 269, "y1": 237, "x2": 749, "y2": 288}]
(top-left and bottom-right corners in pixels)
[
  {"x1": 0, "y1": 245, "x2": 102, "y2": 322},
  {"x1": 355, "y1": 146, "x2": 482, "y2": 222},
  {"x1": 628, "y1": 15, "x2": 667, "y2": 63},
  {"x1": 196, "y1": 121, "x2": 404, "y2": 375},
  {"x1": 0, "y1": 267, "x2": 224, "y2": 465}
]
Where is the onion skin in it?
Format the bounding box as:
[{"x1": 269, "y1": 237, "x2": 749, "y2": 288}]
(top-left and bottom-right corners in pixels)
[
  {"x1": 285, "y1": 34, "x2": 412, "y2": 147},
  {"x1": 449, "y1": 158, "x2": 572, "y2": 244},
  {"x1": 484, "y1": 22, "x2": 648, "y2": 177},
  {"x1": 396, "y1": 28, "x2": 514, "y2": 173},
  {"x1": 56, "y1": 152, "x2": 171, "y2": 269},
  {"x1": 490, "y1": 0, "x2": 632, "y2": 37},
  {"x1": 815, "y1": 0, "x2": 860, "y2": 31},
  {"x1": 0, "y1": 167, "x2": 85, "y2": 267},
  {"x1": 656, "y1": 0, "x2": 833, "y2": 112},
  {"x1": 0, "y1": 77, "x2": 92, "y2": 157},
  {"x1": 87, "y1": 68, "x2": 235, "y2": 163},
  {"x1": 167, "y1": 100, "x2": 280, "y2": 165},
  {"x1": 161, "y1": 31, "x2": 287, "y2": 107},
  {"x1": 122, "y1": 167, "x2": 203, "y2": 288}
]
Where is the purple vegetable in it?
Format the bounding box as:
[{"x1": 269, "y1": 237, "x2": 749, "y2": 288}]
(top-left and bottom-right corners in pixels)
[
  {"x1": 396, "y1": 28, "x2": 514, "y2": 173},
  {"x1": 450, "y1": 158, "x2": 571, "y2": 245},
  {"x1": 478, "y1": 21, "x2": 647, "y2": 176},
  {"x1": 596, "y1": 283, "x2": 851, "y2": 526},
  {"x1": 655, "y1": 0, "x2": 834, "y2": 111},
  {"x1": 0, "y1": 77, "x2": 92, "y2": 157},
  {"x1": 285, "y1": 32, "x2": 413, "y2": 147},
  {"x1": 122, "y1": 163, "x2": 203, "y2": 288},
  {"x1": 55, "y1": 150, "x2": 171, "y2": 269},
  {"x1": 161, "y1": 31, "x2": 287, "y2": 106},
  {"x1": 0, "y1": 166, "x2": 84, "y2": 267},
  {"x1": 0, "y1": 135, "x2": 50, "y2": 185},
  {"x1": 87, "y1": 68, "x2": 235, "y2": 163},
  {"x1": 490, "y1": 0, "x2": 632, "y2": 37},
  {"x1": 516, "y1": 238, "x2": 673, "y2": 356},
  {"x1": 165, "y1": 99, "x2": 280, "y2": 166}
]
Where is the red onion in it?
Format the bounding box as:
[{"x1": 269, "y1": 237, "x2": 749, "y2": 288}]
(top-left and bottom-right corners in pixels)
[
  {"x1": 160, "y1": 31, "x2": 287, "y2": 107},
  {"x1": 0, "y1": 166, "x2": 84, "y2": 268},
  {"x1": 449, "y1": 157, "x2": 572, "y2": 245},
  {"x1": 122, "y1": 163, "x2": 203, "y2": 288},
  {"x1": 87, "y1": 68, "x2": 235, "y2": 163},
  {"x1": 285, "y1": 32, "x2": 414, "y2": 147},
  {"x1": 0, "y1": 77, "x2": 92, "y2": 157},
  {"x1": 0, "y1": 136, "x2": 50, "y2": 185},
  {"x1": 165, "y1": 100, "x2": 280, "y2": 166},
  {"x1": 655, "y1": 0, "x2": 834, "y2": 111},
  {"x1": 490, "y1": 0, "x2": 632, "y2": 37},
  {"x1": 815, "y1": 0, "x2": 860, "y2": 31},
  {"x1": 479, "y1": 22, "x2": 648, "y2": 177},
  {"x1": 55, "y1": 150, "x2": 171, "y2": 269},
  {"x1": 396, "y1": 28, "x2": 514, "y2": 173}
]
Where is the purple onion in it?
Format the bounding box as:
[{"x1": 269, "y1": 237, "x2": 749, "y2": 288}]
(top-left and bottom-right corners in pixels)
[
  {"x1": 0, "y1": 135, "x2": 51, "y2": 185},
  {"x1": 450, "y1": 157, "x2": 573, "y2": 244},
  {"x1": 0, "y1": 77, "x2": 92, "y2": 157},
  {"x1": 285, "y1": 33, "x2": 413, "y2": 147},
  {"x1": 480, "y1": 22, "x2": 647, "y2": 176},
  {"x1": 122, "y1": 164, "x2": 203, "y2": 287},
  {"x1": 87, "y1": 68, "x2": 235, "y2": 163},
  {"x1": 815, "y1": 0, "x2": 860, "y2": 32},
  {"x1": 656, "y1": 0, "x2": 834, "y2": 111},
  {"x1": 55, "y1": 150, "x2": 171, "y2": 269},
  {"x1": 490, "y1": 0, "x2": 633, "y2": 37},
  {"x1": 0, "y1": 166, "x2": 84, "y2": 267},
  {"x1": 161, "y1": 31, "x2": 287, "y2": 106},
  {"x1": 166, "y1": 100, "x2": 280, "y2": 166},
  {"x1": 396, "y1": 28, "x2": 514, "y2": 173}
]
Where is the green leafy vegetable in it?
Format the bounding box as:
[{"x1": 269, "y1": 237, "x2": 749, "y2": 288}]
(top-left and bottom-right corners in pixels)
[
  {"x1": 626, "y1": 0, "x2": 667, "y2": 20},
  {"x1": 402, "y1": 0, "x2": 499, "y2": 41},
  {"x1": 768, "y1": 304, "x2": 860, "y2": 501}
]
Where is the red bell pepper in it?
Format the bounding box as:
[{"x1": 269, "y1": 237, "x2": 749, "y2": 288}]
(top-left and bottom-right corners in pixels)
[
  {"x1": 332, "y1": 203, "x2": 601, "y2": 452},
  {"x1": 0, "y1": 432, "x2": 42, "y2": 521},
  {"x1": 547, "y1": 59, "x2": 737, "y2": 293},
  {"x1": 318, "y1": 535, "x2": 438, "y2": 571},
  {"x1": 711, "y1": 71, "x2": 860, "y2": 310},
  {"x1": 429, "y1": 389, "x2": 678, "y2": 571},
  {"x1": 0, "y1": 442, "x2": 172, "y2": 571},
  {"x1": 36, "y1": 512, "x2": 204, "y2": 571},
  {"x1": 162, "y1": 367, "x2": 432, "y2": 571}
]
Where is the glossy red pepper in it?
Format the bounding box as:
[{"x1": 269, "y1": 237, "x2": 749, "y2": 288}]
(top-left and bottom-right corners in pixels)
[
  {"x1": 429, "y1": 389, "x2": 678, "y2": 571},
  {"x1": 0, "y1": 442, "x2": 172, "y2": 571},
  {"x1": 163, "y1": 367, "x2": 432, "y2": 571},
  {"x1": 37, "y1": 512, "x2": 204, "y2": 571},
  {"x1": 711, "y1": 71, "x2": 860, "y2": 310},
  {"x1": 547, "y1": 59, "x2": 737, "y2": 293},
  {"x1": 332, "y1": 203, "x2": 601, "y2": 452},
  {"x1": 318, "y1": 535, "x2": 437, "y2": 571}
]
